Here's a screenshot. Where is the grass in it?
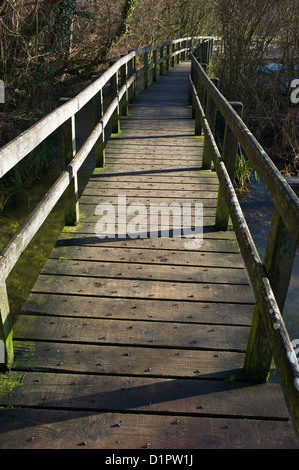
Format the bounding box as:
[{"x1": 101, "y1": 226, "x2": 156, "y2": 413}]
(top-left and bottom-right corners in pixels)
[{"x1": 235, "y1": 146, "x2": 257, "y2": 194}]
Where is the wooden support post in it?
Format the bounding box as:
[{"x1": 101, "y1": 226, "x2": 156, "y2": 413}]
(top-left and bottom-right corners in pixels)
[
  {"x1": 189, "y1": 38, "x2": 193, "y2": 59},
  {"x1": 182, "y1": 40, "x2": 186, "y2": 61},
  {"x1": 244, "y1": 180, "x2": 299, "y2": 382},
  {"x1": 209, "y1": 39, "x2": 214, "y2": 62},
  {"x1": 153, "y1": 49, "x2": 157, "y2": 82},
  {"x1": 110, "y1": 61, "x2": 120, "y2": 134},
  {"x1": 144, "y1": 51, "x2": 149, "y2": 89},
  {"x1": 166, "y1": 44, "x2": 170, "y2": 71},
  {"x1": 194, "y1": 63, "x2": 207, "y2": 134},
  {"x1": 202, "y1": 41, "x2": 209, "y2": 65},
  {"x1": 160, "y1": 46, "x2": 164, "y2": 75},
  {"x1": 202, "y1": 78, "x2": 219, "y2": 168},
  {"x1": 92, "y1": 89, "x2": 105, "y2": 168},
  {"x1": 215, "y1": 102, "x2": 243, "y2": 230},
  {"x1": 172, "y1": 44, "x2": 175, "y2": 68},
  {"x1": 177, "y1": 42, "x2": 180, "y2": 64},
  {"x1": 128, "y1": 53, "x2": 136, "y2": 104},
  {"x1": 60, "y1": 114, "x2": 79, "y2": 226},
  {"x1": 189, "y1": 59, "x2": 195, "y2": 106},
  {"x1": 121, "y1": 56, "x2": 129, "y2": 115},
  {"x1": 0, "y1": 280, "x2": 14, "y2": 370}
]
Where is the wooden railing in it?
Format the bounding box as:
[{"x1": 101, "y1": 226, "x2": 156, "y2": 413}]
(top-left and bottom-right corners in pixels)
[
  {"x1": 0, "y1": 36, "x2": 217, "y2": 369},
  {"x1": 189, "y1": 39, "x2": 299, "y2": 438}
]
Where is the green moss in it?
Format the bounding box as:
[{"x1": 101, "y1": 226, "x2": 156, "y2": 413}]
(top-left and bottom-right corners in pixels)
[{"x1": 0, "y1": 371, "x2": 24, "y2": 400}]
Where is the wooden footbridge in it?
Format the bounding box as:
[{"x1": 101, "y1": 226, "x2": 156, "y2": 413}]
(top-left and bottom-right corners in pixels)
[{"x1": 0, "y1": 37, "x2": 298, "y2": 449}]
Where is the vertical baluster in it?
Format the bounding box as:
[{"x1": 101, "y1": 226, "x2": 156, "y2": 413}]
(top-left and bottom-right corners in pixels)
[
  {"x1": 160, "y1": 46, "x2": 164, "y2": 75},
  {"x1": 121, "y1": 56, "x2": 129, "y2": 115},
  {"x1": 60, "y1": 114, "x2": 79, "y2": 226},
  {"x1": 110, "y1": 61, "x2": 120, "y2": 134},
  {"x1": 153, "y1": 48, "x2": 157, "y2": 82},
  {"x1": 202, "y1": 78, "x2": 219, "y2": 169},
  {"x1": 128, "y1": 52, "x2": 136, "y2": 104},
  {"x1": 0, "y1": 280, "x2": 13, "y2": 369},
  {"x1": 189, "y1": 57, "x2": 195, "y2": 106},
  {"x1": 172, "y1": 44, "x2": 175, "y2": 68},
  {"x1": 166, "y1": 44, "x2": 170, "y2": 71},
  {"x1": 195, "y1": 63, "x2": 207, "y2": 135},
  {"x1": 215, "y1": 102, "x2": 243, "y2": 230},
  {"x1": 93, "y1": 88, "x2": 105, "y2": 168},
  {"x1": 144, "y1": 51, "x2": 149, "y2": 89}
]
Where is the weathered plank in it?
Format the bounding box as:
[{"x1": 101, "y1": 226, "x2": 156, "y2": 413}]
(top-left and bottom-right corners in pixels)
[
  {"x1": 49, "y1": 245, "x2": 246, "y2": 269},
  {"x1": 56, "y1": 234, "x2": 240, "y2": 252},
  {"x1": 0, "y1": 409, "x2": 296, "y2": 449},
  {"x1": 12, "y1": 340, "x2": 246, "y2": 379},
  {"x1": 22, "y1": 293, "x2": 254, "y2": 326},
  {"x1": 0, "y1": 371, "x2": 290, "y2": 420},
  {"x1": 40, "y1": 259, "x2": 249, "y2": 285},
  {"x1": 14, "y1": 314, "x2": 251, "y2": 351}
]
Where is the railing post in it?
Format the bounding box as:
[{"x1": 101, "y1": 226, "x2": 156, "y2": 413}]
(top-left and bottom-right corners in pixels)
[
  {"x1": 160, "y1": 46, "x2": 164, "y2": 75},
  {"x1": 189, "y1": 38, "x2": 193, "y2": 59},
  {"x1": 110, "y1": 61, "x2": 120, "y2": 134},
  {"x1": 0, "y1": 280, "x2": 14, "y2": 370},
  {"x1": 195, "y1": 63, "x2": 207, "y2": 135},
  {"x1": 166, "y1": 44, "x2": 170, "y2": 71},
  {"x1": 144, "y1": 51, "x2": 149, "y2": 89},
  {"x1": 177, "y1": 42, "x2": 180, "y2": 64},
  {"x1": 121, "y1": 56, "x2": 129, "y2": 115},
  {"x1": 153, "y1": 48, "x2": 157, "y2": 82},
  {"x1": 92, "y1": 88, "x2": 105, "y2": 168},
  {"x1": 215, "y1": 102, "x2": 243, "y2": 230},
  {"x1": 172, "y1": 44, "x2": 175, "y2": 68},
  {"x1": 182, "y1": 40, "x2": 186, "y2": 61},
  {"x1": 128, "y1": 52, "x2": 136, "y2": 104},
  {"x1": 202, "y1": 77, "x2": 219, "y2": 168},
  {"x1": 60, "y1": 113, "x2": 79, "y2": 226},
  {"x1": 244, "y1": 180, "x2": 299, "y2": 382},
  {"x1": 189, "y1": 57, "x2": 195, "y2": 106}
]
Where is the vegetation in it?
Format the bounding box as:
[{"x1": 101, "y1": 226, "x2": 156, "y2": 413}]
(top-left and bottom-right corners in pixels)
[{"x1": 0, "y1": 0, "x2": 298, "y2": 208}]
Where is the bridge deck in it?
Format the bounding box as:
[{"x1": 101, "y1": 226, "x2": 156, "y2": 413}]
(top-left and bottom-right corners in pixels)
[{"x1": 0, "y1": 62, "x2": 297, "y2": 449}]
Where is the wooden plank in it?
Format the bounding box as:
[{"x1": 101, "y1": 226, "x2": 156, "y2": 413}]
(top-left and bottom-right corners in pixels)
[
  {"x1": 0, "y1": 371, "x2": 290, "y2": 420},
  {"x1": 40, "y1": 259, "x2": 249, "y2": 285},
  {"x1": 56, "y1": 234, "x2": 240, "y2": 253},
  {"x1": 81, "y1": 188, "x2": 218, "y2": 198},
  {"x1": 12, "y1": 340, "x2": 246, "y2": 379},
  {"x1": 84, "y1": 182, "x2": 218, "y2": 191},
  {"x1": 79, "y1": 195, "x2": 218, "y2": 206},
  {"x1": 22, "y1": 293, "x2": 254, "y2": 326},
  {"x1": 0, "y1": 408, "x2": 296, "y2": 449},
  {"x1": 62, "y1": 224, "x2": 237, "y2": 240},
  {"x1": 49, "y1": 246, "x2": 246, "y2": 269},
  {"x1": 14, "y1": 314, "x2": 251, "y2": 352}
]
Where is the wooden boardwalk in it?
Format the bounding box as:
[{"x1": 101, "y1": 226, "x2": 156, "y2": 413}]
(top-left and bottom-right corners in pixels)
[{"x1": 0, "y1": 62, "x2": 297, "y2": 449}]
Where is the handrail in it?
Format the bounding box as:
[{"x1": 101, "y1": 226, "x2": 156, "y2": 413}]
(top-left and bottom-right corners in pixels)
[
  {"x1": 0, "y1": 36, "x2": 212, "y2": 180},
  {"x1": 189, "y1": 42, "x2": 299, "y2": 438},
  {"x1": 0, "y1": 36, "x2": 215, "y2": 369}
]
